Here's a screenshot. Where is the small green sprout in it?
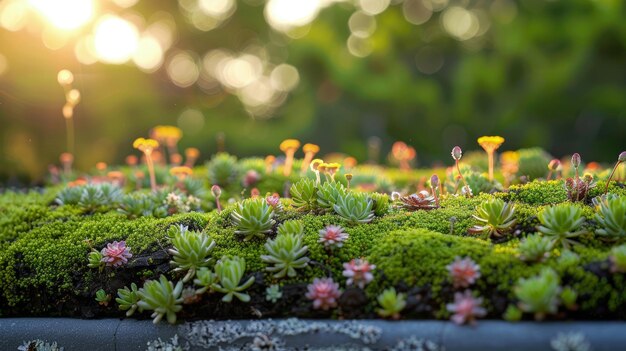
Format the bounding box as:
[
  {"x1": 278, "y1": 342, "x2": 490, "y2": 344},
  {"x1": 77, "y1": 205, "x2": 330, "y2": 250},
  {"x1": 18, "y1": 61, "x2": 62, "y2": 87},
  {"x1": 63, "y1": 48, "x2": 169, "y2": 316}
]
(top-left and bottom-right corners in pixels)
[
  {"x1": 469, "y1": 198, "x2": 516, "y2": 237},
  {"x1": 211, "y1": 256, "x2": 255, "y2": 303},
  {"x1": 265, "y1": 284, "x2": 283, "y2": 303},
  {"x1": 231, "y1": 198, "x2": 276, "y2": 241},
  {"x1": 116, "y1": 283, "x2": 141, "y2": 317},
  {"x1": 376, "y1": 287, "x2": 406, "y2": 320},
  {"x1": 137, "y1": 275, "x2": 184, "y2": 324},
  {"x1": 537, "y1": 203, "x2": 586, "y2": 249},
  {"x1": 193, "y1": 267, "x2": 218, "y2": 294},
  {"x1": 95, "y1": 289, "x2": 111, "y2": 306},
  {"x1": 87, "y1": 249, "x2": 104, "y2": 270}
]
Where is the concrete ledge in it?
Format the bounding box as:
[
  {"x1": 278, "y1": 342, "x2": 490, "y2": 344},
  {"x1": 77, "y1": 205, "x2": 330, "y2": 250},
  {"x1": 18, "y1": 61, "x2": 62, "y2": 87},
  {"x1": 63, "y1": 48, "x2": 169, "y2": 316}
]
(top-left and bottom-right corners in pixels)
[{"x1": 0, "y1": 318, "x2": 625, "y2": 350}]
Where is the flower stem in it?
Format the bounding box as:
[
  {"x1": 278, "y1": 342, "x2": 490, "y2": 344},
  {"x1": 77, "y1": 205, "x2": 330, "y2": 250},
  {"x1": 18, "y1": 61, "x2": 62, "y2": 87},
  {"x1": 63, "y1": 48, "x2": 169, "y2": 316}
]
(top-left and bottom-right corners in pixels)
[
  {"x1": 487, "y1": 151, "x2": 494, "y2": 181},
  {"x1": 145, "y1": 154, "x2": 157, "y2": 192},
  {"x1": 605, "y1": 161, "x2": 622, "y2": 195}
]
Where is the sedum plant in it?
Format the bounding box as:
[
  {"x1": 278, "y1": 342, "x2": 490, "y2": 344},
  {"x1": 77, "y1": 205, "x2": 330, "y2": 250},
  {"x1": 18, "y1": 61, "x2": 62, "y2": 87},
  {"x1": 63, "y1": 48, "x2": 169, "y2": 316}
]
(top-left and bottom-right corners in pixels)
[
  {"x1": 116, "y1": 283, "x2": 141, "y2": 317},
  {"x1": 231, "y1": 198, "x2": 276, "y2": 241},
  {"x1": 277, "y1": 219, "x2": 305, "y2": 236},
  {"x1": 537, "y1": 203, "x2": 587, "y2": 249},
  {"x1": 609, "y1": 244, "x2": 626, "y2": 273},
  {"x1": 207, "y1": 152, "x2": 240, "y2": 187},
  {"x1": 137, "y1": 275, "x2": 184, "y2": 324},
  {"x1": 87, "y1": 249, "x2": 104, "y2": 270},
  {"x1": 468, "y1": 198, "x2": 516, "y2": 237},
  {"x1": 594, "y1": 195, "x2": 626, "y2": 239},
  {"x1": 514, "y1": 268, "x2": 561, "y2": 320},
  {"x1": 193, "y1": 267, "x2": 218, "y2": 294},
  {"x1": 95, "y1": 289, "x2": 111, "y2": 306},
  {"x1": 290, "y1": 178, "x2": 318, "y2": 211},
  {"x1": 376, "y1": 287, "x2": 406, "y2": 319},
  {"x1": 333, "y1": 192, "x2": 375, "y2": 224},
  {"x1": 211, "y1": 256, "x2": 255, "y2": 302},
  {"x1": 518, "y1": 234, "x2": 553, "y2": 262},
  {"x1": 266, "y1": 284, "x2": 283, "y2": 303},
  {"x1": 168, "y1": 225, "x2": 216, "y2": 282},
  {"x1": 261, "y1": 231, "x2": 310, "y2": 278},
  {"x1": 316, "y1": 181, "x2": 347, "y2": 212}
]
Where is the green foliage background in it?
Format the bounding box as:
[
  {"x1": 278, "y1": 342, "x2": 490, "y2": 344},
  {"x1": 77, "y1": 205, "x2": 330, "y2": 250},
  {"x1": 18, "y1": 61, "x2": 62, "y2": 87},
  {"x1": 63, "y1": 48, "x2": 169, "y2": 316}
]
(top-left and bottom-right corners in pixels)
[{"x1": 0, "y1": 0, "x2": 625, "y2": 183}]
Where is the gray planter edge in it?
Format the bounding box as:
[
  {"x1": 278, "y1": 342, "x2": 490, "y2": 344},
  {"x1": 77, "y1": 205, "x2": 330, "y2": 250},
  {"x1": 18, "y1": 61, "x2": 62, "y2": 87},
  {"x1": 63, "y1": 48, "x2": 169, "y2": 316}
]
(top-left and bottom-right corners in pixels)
[{"x1": 1, "y1": 318, "x2": 625, "y2": 351}]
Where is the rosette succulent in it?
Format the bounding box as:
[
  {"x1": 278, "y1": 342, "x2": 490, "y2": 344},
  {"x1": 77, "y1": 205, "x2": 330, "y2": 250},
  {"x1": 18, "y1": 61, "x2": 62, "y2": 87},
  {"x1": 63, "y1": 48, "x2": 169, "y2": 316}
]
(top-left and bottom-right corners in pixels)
[
  {"x1": 290, "y1": 178, "x2": 317, "y2": 211},
  {"x1": 537, "y1": 204, "x2": 586, "y2": 249},
  {"x1": 306, "y1": 278, "x2": 342, "y2": 310},
  {"x1": 118, "y1": 193, "x2": 154, "y2": 219},
  {"x1": 518, "y1": 234, "x2": 553, "y2": 262},
  {"x1": 193, "y1": 267, "x2": 218, "y2": 294},
  {"x1": 100, "y1": 240, "x2": 132, "y2": 267},
  {"x1": 261, "y1": 230, "x2": 310, "y2": 278},
  {"x1": 446, "y1": 290, "x2": 487, "y2": 325},
  {"x1": 376, "y1": 287, "x2": 406, "y2": 319},
  {"x1": 276, "y1": 219, "x2": 305, "y2": 236},
  {"x1": 116, "y1": 283, "x2": 141, "y2": 317},
  {"x1": 316, "y1": 181, "x2": 347, "y2": 212},
  {"x1": 319, "y1": 225, "x2": 349, "y2": 249},
  {"x1": 168, "y1": 225, "x2": 216, "y2": 282},
  {"x1": 137, "y1": 275, "x2": 184, "y2": 324},
  {"x1": 207, "y1": 152, "x2": 240, "y2": 187},
  {"x1": 594, "y1": 195, "x2": 626, "y2": 239},
  {"x1": 514, "y1": 268, "x2": 561, "y2": 320},
  {"x1": 468, "y1": 198, "x2": 516, "y2": 237},
  {"x1": 211, "y1": 256, "x2": 255, "y2": 302},
  {"x1": 394, "y1": 190, "x2": 437, "y2": 211},
  {"x1": 231, "y1": 198, "x2": 275, "y2": 241},
  {"x1": 333, "y1": 192, "x2": 375, "y2": 224},
  {"x1": 87, "y1": 249, "x2": 104, "y2": 270}
]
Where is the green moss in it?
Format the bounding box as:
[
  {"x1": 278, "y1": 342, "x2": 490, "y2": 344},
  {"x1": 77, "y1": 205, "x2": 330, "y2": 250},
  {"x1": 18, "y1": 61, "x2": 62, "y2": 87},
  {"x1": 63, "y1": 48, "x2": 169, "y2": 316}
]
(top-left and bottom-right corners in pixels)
[{"x1": 507, "y1": 180, "x2": 567, "y2": 205}]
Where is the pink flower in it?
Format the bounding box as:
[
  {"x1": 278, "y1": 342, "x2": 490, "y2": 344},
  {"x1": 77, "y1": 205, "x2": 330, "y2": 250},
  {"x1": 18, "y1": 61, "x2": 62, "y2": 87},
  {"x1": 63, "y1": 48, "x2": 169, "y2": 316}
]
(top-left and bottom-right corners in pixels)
[
  {"x1": 243, "y1": 170, "x2": 261, "y2": 187},
  {"x1": 342, "y1": 258, "x2": 376, "y2": 289},
  {"x1": 318, "y1": 225, "x2": 349, "y2": 249},
  {"x1": 100, "y1": 241, "x2": 132, "y2": 267},
  {"x1": 306, "y1": 278, "x2": 342, "y2": 310},
  {"x1": 266, "y1": 193, "x2": 280, "y2": 207},
  {"x1": 446, "y1": 256, "x2": 481, "y2": 288},
  {"x1": 451, "y1": 146, "x2": 463, "y2": 161},
  {"x1": 446, "y1": 290, "x2": 486, "y2": 325}
]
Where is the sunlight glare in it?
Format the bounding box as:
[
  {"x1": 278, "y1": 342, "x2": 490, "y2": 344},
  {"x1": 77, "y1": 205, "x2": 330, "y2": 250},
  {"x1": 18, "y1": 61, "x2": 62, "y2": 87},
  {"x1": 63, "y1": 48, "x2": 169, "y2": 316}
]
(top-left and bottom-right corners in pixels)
[
  {"x1": 93, "y1": 15, "x2": 139, "y2": 64},
  {"x1": 29, "y1": 0, "x2": 94, "y2": 30}
]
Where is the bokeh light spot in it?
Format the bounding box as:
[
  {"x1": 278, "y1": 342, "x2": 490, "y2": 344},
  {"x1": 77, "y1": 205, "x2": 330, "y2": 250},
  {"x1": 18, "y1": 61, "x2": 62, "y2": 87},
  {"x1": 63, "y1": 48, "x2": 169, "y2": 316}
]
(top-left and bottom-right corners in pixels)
[
  {"x1": 93, "y1": 15, "x2": 139, "y2": 64},
  {"x1": 29, "y1": 0, "x2": 94, "y2": 30},
  {"x1": 166, "y1": 51, "x2": 200, "y2": 88}
]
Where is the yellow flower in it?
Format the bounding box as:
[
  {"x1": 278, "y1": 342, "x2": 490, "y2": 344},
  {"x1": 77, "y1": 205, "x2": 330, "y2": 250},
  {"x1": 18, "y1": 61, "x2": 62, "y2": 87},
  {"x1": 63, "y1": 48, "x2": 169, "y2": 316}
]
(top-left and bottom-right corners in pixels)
[
  {"x1": 170, "y1": 166, "x2": 193, "y2": 177},
  {"x1": 303, "y1": 143, "x2": 320, "y2": 154},
  {"x1": 280, "y1": 139, "x2": 301, "y2": 152},
  {"x1": 133, "y1": 138, "x2": 159, "y2": 154},
  {"x1": 310, "y1": 158, "x2": 324, "y2": 172},
  {"x1": 152, "y1": 125, "x2": 182, "y2": 143},
  {"x1": 477, "y1": 136, "x2": 505, "y2": 153}
]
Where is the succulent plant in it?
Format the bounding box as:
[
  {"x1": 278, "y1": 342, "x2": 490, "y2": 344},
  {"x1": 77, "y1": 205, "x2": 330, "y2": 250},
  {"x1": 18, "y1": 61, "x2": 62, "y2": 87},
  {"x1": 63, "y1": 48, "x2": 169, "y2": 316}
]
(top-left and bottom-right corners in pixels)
[
  {"x1": 137, "y1": 275, "x2": 184, "y2": 324},
  {"x1": 318, "y1": 225, "x2": 349, "y2": 249},
  {"x1": 370, "y1": 192, "x2": 390, "y2": 216},
  {"x1": 446, "y1": 290, "x2": 487, "y2": 325},
  {"x1": 394, "y1": 190, "x2": 437, "y2": 211},
  {"x1": 55, "y1": 185, "x2": 83, "y2": 205},
  {"x1": 290, "y1": 178, "x2": 318, "y2": 211},
  {"x1": 446, "y1": 256, "x2": 481, "y2": 288},
  {"x1": 231, "y1": 198, "x2": 276, "y2": 241},
  {"x1": 118, "y1": 193, "x2": 154, "y2": 219},
  {"x1": 168, "y1": 225, "x2": 216, "y2": 282},
  {"x1": 514, "y1": 268, "x2": 561, "y2": 320},
  {"x1": 87, "y1": 249, "x2": 104, "y2": 270},
  {"x1": 261, "y1": 231, "x2": 310, "y2": 278},
  {"x1": 503, "y1": 304, "x2": 522, "y2": 322},
  {"x1": 518, "y1": 234, "x2": 553, "y2": 262},
  {"x1": 376, "y1": 287, "x2": 406, "y2": 319},
  {"x1": 100, "y1": 240, "x2": 132, "y2": 268},
  {"x1": 306, "y1": 277, "x2": 342, "y2": 310},
  {"x1": 95, "y1": 288, "x2": 111, "y2": 306},
  {"x1": 342, "y1": 258, "x2": 376, "y2": 289},
  {"x1": 333, "y1": 192, "x2": 375, "y2": 224},
  {"x1": 116, "y1": 283, "x2": 141, "y2": 316},
  {"x1": 276, "y1": 219, "x2": 305, "y2": 236},
  {"x1": 265, "y1": 284, "x2": 283, "y2": 303},
  {"x1": 265, "y1": 193, "x2": 283, "y2": 213},
  {"x1": 211, "y1": 256, "x2": 255, "y2": 302},
  {"x1": 468, "y1": 198, "x2": 516, "y2": 237},
  {"x1": 537, "y1": 204, "x2": 587, "y2": 249},
  {"x1": 207, "y1": 152, "x2": 240, "y2": 187},
  {"x1": 609, "y1": 244, "x2": 626, "y2": 273},
  {"x1": 316, "y1": 181, "x2": 347, "y2": 212},
  {"x1": 560, "y1": 287, "x2": 578, "y2": 310},
  {"x1": 193, "y1": 267, "x2": 218, "y2": 294},
  {"x1": 594, "y1": 195, "x2": 626, "y2": 239},
  {"x1": 79, "y1": 183, "x2": 123, "y2": 213}
]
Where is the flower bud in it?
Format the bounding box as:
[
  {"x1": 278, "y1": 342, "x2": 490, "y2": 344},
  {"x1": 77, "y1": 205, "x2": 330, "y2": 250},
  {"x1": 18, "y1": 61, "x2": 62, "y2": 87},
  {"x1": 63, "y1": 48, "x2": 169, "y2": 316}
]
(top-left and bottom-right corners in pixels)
[
  {"x1": 618, "y1": 151, "x2": 626, "y2": 162},
  {"x1": 451, "y1": 146, "x2": 463, "y2": 161},
  {"x1": 345, "y1": 173, "x2": 353, "y2": 181},
  {"x1": 571, "y1": 153, "x2": 581, "y2": 169},
  {"x1": 211, "y1": 185, "x2": 222, "y2": 198},
  {"x1": 548, "y1": 159, "x2": 560, "y2": 171},
  {"x1": 430, "y1": 174, "x2": 439, "y2": 188}
]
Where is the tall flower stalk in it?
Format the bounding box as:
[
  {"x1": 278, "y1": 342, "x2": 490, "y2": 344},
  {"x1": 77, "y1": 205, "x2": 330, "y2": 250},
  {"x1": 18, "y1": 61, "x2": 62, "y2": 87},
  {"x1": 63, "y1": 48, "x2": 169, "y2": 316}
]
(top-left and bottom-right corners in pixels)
[
  {"x1": 605, "y1": 151, "x2": 626, "y2": 195},
  {"x1": 280, "y1": 139, "x2": 300, "y2": 177},
  {"x1": 58, "y1": 69, "x2": 80, "y2": 154},
  {"x1": 133, "y1": 138, "x2": 160, "y2": 191},
  {"x1": 451, "y1": 146, "x2": 471, "y2": 197},
  {"x1": 477, "y1": 136, "x2": 504, "y2": 181}
]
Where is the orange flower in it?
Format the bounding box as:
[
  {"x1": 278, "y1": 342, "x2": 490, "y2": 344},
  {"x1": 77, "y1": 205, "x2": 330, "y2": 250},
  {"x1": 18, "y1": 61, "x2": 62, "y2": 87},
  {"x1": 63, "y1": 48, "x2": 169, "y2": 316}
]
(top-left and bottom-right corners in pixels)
[
  {"x1": 477, "y1": 136, "x2": 505, "y2": 154},
  {"x1": 301, "y1": 143, "x2": 320, "y2": 172},
  {"x1": 280, "y1": 139, "x2": 300, "y2": 177},
  {"x1": 170, "y1": 166, "x2": 193, "y2": 180}
]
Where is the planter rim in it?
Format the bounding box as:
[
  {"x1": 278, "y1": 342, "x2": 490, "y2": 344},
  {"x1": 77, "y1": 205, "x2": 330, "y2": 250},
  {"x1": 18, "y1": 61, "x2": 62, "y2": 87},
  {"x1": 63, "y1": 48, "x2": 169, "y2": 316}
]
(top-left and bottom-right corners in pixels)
[{"x1": 1, "y1": 318, "x2": 625, "y2": 351}]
